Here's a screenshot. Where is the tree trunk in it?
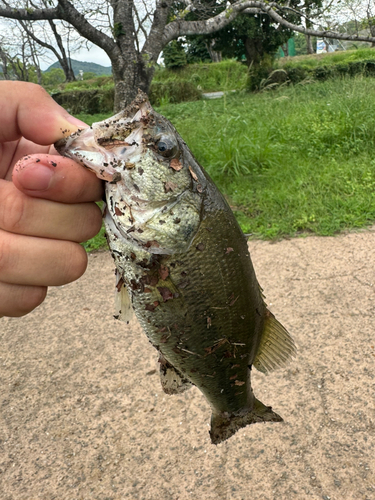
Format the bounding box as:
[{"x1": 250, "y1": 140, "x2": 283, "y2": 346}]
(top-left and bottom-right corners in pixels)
[
  {"x1": 59, "y1": 57, "x2": 75, "y2": 82},
  {"x1": 370, "y1": 22, "x2": 375, "y2": 48},
  {"x1": 244, "y1": 37, "x2": 263, "y2": 67},
  {"x1": 28, "y1": 38, "x2": 42, "y2": 85},
  {"x1": 111, "y1": 54, "x2": 155, "y2": 112},
  {"x1": 205, "y1": 40, "x2": 222, "y2": 63},
  {"x1": 305, "y1": 34, "x2": 314, "y2": 54},
  {"x1": 0, "y1": 46, "x2": 9, "y2": 79},
  {"x1": 48, "y1": 20, "x2": 76, "y2": 82}
]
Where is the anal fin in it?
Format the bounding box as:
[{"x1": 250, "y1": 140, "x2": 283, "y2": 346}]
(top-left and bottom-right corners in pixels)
[
  {"x1": 159, "y1": 355, "x2": 192, "y2": 395},
  {"x1": 253, "y1": 309, "x2": 296, "y2": 373}
]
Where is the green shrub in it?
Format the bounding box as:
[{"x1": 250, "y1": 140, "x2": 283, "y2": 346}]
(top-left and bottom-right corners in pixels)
[
  {"x1": 62, "y1": 76, "x2": 114, "y2": 91},
  {"x1": 348, "y1": 61, "x2": 365, "y2": 76},
  {"x1": 248, "y1": 56, "x2": 375, "y2": 91},
  {"x1": 42, "y1": 68, "x2": 65, "y2": 87},
  {"x1": 149, "y1": 80, "x2": 201, "y2": 106},
  {"x1": 52, "y1": 88, "x2": 114, "y2": 114},
  {"x1": 365, "y1": 60, "x2": 375, "y2": 75},
  {"x1": 83, "y1": 72, "x2": 97, "y2": 80},
  {"x1": 247, "y1": 65, "x2": 273, "y2": 91},
  {"x1": 313, "y1": 65, "x2": 336, "y2": 81},
  {"x1": 153, "y1": 59, "x2": 248, "y2": 92},
  {"x1": 52, "y1": 79, "x2": 201, "y2": 113},
  {"x1": 286, "y1": 66, "x2": 308, "y2": 83},
  {"x1": 335, "y1": 62, "x2": 350, "y2": 75},
  {"x1": 163, "y1": 40, "x2": 187, "y2": 69}
]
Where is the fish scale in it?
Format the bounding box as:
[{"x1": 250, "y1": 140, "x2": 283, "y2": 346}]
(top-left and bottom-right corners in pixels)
[{"x1": 55, "y1": 90, "x2": 296, "y2": 444}]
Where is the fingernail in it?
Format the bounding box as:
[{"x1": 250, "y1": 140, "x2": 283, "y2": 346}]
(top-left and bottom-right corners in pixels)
[{"x1": 15, "y1": 161, "x2": 54, "y2": 191}]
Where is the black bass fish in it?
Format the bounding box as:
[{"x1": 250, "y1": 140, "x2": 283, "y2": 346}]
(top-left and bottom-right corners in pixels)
[{"x1": 55, "y1": 92, "x2": 296, "y2": 444}]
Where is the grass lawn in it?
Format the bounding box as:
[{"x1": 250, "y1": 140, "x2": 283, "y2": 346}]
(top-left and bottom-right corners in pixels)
[
  {"x1": 77, "y1": 75, "x2": 375, "y2": 246},
  {"x1": 276, "y1": 47, "x2": 375, "y2": 70}
]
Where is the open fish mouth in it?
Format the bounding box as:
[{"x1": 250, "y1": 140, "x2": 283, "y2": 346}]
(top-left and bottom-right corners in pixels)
[{"x1": 55, "y1": 98, "x2": 152, "y2": 182}]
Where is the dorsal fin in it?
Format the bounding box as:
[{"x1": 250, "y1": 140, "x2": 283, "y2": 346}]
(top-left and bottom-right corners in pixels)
[{"x1": 253, "y1": 310, "x2": 296, "y2": 373}]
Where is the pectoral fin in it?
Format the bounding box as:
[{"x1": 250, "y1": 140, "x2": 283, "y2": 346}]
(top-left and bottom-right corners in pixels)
[
  {"x1": 114, "y1": 271, "x2": 134, "y2": 324},
  {"x1": 253, "y1": 309, "x2": 296, "y2": 373}
]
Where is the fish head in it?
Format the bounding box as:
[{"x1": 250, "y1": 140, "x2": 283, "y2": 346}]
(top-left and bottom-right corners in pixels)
[{"x1": 55, "y1": 91, "x2": 202, "y2": 254}]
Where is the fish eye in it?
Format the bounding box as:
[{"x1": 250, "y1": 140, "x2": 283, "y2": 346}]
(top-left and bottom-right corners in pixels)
[{"x1": 155, "y1": 135, "x2": 179, "y2": 158}]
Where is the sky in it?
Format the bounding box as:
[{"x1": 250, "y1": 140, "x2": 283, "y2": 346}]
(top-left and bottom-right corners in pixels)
[
  {"x1": 40, "y1": 44, "x2": 112, "y2": 70},
  {"x1": 0, "y1": 17, "x2": 113, "y2": 71}
]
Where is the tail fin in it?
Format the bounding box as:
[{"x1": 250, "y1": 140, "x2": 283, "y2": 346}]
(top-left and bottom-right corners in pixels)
[{"x1": 209, "y1": 398, "x2": 282, "y2": 445}]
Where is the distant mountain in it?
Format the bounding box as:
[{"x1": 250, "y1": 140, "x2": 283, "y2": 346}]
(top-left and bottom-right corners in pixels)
[{"x1": 45, "y1": 58, "x2": 112, "y2": 76}]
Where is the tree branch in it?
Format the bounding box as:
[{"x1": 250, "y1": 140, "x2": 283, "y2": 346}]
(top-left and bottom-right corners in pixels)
[
  {"x1": 142, "y1": 0, "x2": 174, "y2": 61},
  {"x1": 0, "y1": 2, "x2": 60, "y2": 21},
  {"x1": 163, "y1": 0, "x2": 375, "y2": 45},
  {"x1": 261, "y1": 3, "x2": 375, "y2": 43},
  {"x1": 17, "y1": 19, "x2": 60, "y2": 60},
  {"x1": 56, "y1": 0, "x2": 116, "y2": 54},
  {"x1": 0, "y1": 0, "x2": 118, "y2": 56}
]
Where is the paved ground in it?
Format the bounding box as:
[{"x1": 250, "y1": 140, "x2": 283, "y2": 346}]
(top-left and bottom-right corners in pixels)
[{"x1": 1, "y1": 230, "x2": 375, "y2": 500}]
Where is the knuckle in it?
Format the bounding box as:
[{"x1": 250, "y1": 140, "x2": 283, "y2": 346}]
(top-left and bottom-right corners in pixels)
[
  {"x1": 0, "y1": 231, "x2": 12, "y2": 278},
  {"x1": 62, "y1": 243, "x2": 87, "y2": 283},
  {"x1": 27, "y1": 82, "x2": 50, "y2": 100},
  {"x1": 77, "y1": 203, "x2": 103, "y2": 242},
  {"x1": 0, "y1": 187, "x2": 26, "y2": 234},
  {"x1": 17, "y1": 286, "x2": 47, "y2": 317}
]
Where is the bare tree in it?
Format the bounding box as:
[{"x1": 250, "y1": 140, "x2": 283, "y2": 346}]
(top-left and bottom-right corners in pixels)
[
  {"x1": 1, "y1": 0, "x2": 375, "y2": 110},
  {"x1": 17, "y1": 17, "x2": 76, "y2": 81},
  {"x1": 0, "y1": 37, "x2": 10, "y2": 79},
  {"x1": 0, "y1": 21, "x2": 45, "y2": 81},
  {"x1": 321, "y1": 0, "x2": 375, "y2": 47},
  {"x1": 25, "y1": 28, "x2": 43, "y2": 83}
]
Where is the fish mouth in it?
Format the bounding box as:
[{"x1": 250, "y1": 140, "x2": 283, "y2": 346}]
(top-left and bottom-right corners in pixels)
[{"x1": 55, "y1": 96, "x2": 152, "y2": 183}]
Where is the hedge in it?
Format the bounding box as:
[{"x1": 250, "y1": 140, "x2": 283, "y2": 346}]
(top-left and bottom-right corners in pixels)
[
  {"x1": 247, "y1": 59, "x2": 375, "y2": 91},
  {"x1": 52, "y1": 80, "x2": 201, "y2": 114}
]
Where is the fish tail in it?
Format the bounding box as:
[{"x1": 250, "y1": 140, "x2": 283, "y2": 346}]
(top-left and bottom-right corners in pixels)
[{"x1": 209, "y1": 398, "x2": 282, "y2": 445}]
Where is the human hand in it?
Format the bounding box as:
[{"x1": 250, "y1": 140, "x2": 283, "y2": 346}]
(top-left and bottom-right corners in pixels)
[{"x1": 0, "y1": 82, "x2": 104, "y2": 317}]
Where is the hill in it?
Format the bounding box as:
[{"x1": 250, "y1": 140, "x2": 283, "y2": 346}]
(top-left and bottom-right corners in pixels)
[{"x1": 45, "y1": 58, "x2": 112, "y2": 76}]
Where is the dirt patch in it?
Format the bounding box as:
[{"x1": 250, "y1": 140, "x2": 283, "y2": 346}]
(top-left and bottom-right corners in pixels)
[{"x1": 1, "y1": 230, "x2": 374, "y2": 500}]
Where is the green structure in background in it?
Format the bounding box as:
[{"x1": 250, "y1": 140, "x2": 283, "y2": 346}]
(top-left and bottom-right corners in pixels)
[{"x1": 278, "y1": 38, "x2": 296, "y2": 57}]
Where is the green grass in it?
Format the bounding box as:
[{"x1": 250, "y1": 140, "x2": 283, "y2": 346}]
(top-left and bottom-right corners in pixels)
[
  {"x1": 77, "y1": 75, "x2": 375, "y2": 247},
  {"x1": 153, "y1": 59, "x2": 248, "y2": 92},
  {"x1": 159, "y1": 76, "x2": 375, "y2": 238},
  {"x1": 277, "y1": 47, "x2": 375, "y2": 70},
  {"x1": 75, "y1": 113, "x2": 111, "y2": 126},
  {"x1": 51, "y1": 59, "x2": 248, "y2": 96},
  {"x1": 49, "y1": 75, "x2": 114, "y2": 93}
]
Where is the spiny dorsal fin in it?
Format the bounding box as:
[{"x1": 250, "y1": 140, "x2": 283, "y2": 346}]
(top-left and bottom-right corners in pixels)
[
  {"x1": 114, "y1": 271, "x2": 134, "y2": 324},
  {"x1": 253, "y1": 310, "x2": 296, "y2": 373}
]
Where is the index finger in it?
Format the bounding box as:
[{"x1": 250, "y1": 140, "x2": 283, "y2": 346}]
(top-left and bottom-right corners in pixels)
[{"x1": 0, "y1": 81, "x2": 84, "y2": 145}]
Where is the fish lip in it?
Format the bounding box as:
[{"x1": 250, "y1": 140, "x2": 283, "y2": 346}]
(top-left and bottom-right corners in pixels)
[{"x1": 55, "y1": 126, "x2": 123, "y2": 182}]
